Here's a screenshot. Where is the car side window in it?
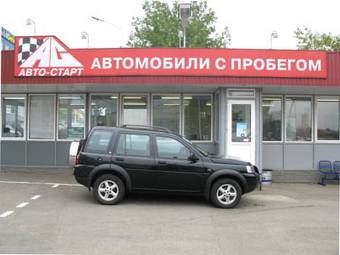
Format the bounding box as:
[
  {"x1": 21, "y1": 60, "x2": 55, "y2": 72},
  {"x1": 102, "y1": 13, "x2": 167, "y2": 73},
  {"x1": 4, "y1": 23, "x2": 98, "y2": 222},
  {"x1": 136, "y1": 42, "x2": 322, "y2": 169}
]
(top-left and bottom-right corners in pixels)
[
  {"x1": 116, "y1": 133, "x2": 150, "y2": 157},
  {"x1": 84, "y1": 130, "x2": 113, "y2": 154},
  {"x1": 156, "y1": 136, "x2": 191, "y2": 160}
]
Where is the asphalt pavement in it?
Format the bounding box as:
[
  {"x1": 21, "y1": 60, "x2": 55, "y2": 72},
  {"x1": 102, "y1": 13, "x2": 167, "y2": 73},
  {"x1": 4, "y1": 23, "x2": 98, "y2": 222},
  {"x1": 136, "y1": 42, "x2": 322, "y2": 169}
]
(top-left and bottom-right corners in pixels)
[{"x1": 0, "y1": 169, "x2": 338, "y2": 255}]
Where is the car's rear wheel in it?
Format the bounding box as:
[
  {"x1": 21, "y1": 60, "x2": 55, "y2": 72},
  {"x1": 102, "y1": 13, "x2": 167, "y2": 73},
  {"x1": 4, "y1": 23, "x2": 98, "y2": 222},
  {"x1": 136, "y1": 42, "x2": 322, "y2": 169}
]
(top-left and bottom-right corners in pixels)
[
  {"x1": 93, "y1": 174, "x2": 125, "y2": 205},
  {"x1": 210, "y1": 178, "x2": 242, "y2": 209}
]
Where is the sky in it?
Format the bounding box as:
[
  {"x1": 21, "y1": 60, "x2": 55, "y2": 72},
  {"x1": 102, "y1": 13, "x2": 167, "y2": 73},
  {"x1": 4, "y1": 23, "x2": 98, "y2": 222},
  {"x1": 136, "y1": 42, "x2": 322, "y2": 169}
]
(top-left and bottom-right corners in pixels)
[{"x1": 0, "y1": 0, "x2": 339, "y2": 49}]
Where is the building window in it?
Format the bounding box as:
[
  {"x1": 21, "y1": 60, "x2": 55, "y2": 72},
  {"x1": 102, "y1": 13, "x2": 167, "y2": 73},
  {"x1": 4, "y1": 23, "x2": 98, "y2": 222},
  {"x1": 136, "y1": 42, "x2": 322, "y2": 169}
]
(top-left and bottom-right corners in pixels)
[
  {"x1": 227, "y1": 89, "x2": 255, "y2": 98},
  {"x1": 262, "y1": 97, "x2": 282, "y2": 141},
  {"x1": 58, "y1": 95, "x2": 85, "y2": 140},
  {"x1": 29, "y1": 95, "x2": 55, "y2": 139},
  {"x1": 1, "y1": 96, "x2": 26, "y2": 139},
  {"x1": 316, "y1": 98, "x2": 340, "y2": 141},
  {"x1": 90, "y1": 95, "x2": 118, "y2": 129},
  {"x1": 152, "y1": 95, "x2": 180, "y2": 133},
  {"x1": 122, "y1": 95, "x2": 148, "y2": 125},
  {"x1": 183, "y1": 95, "x2": 212, "y2": 141},
  {"x1": 285, "y1": 97, "x2": 312, "y2": 142},
  {"x1": 116, "y1": 134, "x2": 150, "y2": 157}
]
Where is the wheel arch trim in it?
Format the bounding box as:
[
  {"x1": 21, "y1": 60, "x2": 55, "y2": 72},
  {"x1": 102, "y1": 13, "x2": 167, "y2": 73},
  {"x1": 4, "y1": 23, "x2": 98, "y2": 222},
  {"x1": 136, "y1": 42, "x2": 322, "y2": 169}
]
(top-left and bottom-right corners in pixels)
[
  {"x1": 88, "y1": 164, "x2": 132, "y2": 192},
  {"x1": 204, "y1": 170, "x2": 248, "y2": 200}
]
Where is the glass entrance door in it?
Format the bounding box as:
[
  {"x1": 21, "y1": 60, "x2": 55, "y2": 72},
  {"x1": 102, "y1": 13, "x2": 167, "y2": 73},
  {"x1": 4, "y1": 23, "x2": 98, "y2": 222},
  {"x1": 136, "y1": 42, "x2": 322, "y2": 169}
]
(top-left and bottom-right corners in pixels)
[{"x1": 227, "y1": 100, "x2": 255, "y2": 164}]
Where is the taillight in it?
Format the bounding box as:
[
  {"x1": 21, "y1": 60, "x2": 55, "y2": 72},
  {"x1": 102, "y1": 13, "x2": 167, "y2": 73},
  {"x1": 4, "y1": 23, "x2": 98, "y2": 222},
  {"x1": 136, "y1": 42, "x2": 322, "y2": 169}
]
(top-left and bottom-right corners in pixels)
[{"x1": 75, "y1": 154, "x2": 80, "y2": 165}]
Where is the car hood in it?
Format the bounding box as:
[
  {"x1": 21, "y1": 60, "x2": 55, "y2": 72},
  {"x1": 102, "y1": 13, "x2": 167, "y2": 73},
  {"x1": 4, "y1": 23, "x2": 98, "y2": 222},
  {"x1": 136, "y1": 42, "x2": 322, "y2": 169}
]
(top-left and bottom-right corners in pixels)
[{"x1": 209, "y1": 156, "x2": 250, "y2": 166}]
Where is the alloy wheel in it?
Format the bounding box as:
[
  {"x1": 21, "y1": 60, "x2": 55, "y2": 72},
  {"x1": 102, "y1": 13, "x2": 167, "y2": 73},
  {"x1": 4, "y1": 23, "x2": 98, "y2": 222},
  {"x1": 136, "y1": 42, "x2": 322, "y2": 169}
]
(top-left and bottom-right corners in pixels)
[
  {"x1": 216, "y1": 184, "x2": 237, "y2": 205},
  {"x1": 98, "y1": 180, "x2": 119, "y2": 202}
]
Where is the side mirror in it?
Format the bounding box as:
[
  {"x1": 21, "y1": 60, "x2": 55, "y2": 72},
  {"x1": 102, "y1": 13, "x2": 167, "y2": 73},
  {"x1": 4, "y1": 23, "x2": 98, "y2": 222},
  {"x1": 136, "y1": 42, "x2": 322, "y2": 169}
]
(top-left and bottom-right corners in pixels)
[{"x1": 188, "y1": 153, "x2": 199, "y2": 163}]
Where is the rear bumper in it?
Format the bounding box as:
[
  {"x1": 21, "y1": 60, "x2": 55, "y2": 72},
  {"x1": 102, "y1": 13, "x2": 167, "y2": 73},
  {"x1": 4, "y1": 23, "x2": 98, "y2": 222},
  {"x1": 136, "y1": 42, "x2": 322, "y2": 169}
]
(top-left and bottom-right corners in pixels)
[
  {"x1": 73, "y1": 167, "x2": 90, "y2": 188},
  {"x1": 74, "y1": 174, "x2": 89, "y2": 188}
]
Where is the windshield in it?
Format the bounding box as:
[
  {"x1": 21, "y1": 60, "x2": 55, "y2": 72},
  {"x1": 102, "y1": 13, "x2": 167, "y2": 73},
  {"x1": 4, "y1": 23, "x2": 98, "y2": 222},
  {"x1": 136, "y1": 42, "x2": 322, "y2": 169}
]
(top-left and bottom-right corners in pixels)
[{"x1": 182, "y1": 137, "x2": 209, "y2": 157}]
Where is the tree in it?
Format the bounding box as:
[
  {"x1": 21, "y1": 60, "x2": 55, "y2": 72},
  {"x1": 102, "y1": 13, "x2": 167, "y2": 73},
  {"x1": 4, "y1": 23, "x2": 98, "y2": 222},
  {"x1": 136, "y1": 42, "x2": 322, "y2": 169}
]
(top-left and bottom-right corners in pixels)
[
  {"x1": 127, "y1": 0, "x2": 229, "y2": 48},
  {"x1": 294, "y1": 27, "x2": 340, "y2": 51}
]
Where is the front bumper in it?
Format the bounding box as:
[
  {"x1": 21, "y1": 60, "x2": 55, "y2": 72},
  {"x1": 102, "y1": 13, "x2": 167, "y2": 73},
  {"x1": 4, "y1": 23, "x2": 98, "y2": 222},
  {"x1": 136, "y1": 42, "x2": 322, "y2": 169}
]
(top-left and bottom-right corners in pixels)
[{"x1": 244, "y1": 172, "x2": 260, "y2": 193}]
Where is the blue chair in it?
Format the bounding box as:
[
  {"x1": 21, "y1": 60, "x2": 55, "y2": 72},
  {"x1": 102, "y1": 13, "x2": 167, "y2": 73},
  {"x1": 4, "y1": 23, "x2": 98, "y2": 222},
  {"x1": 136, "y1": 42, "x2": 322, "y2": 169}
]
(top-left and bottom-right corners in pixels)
[
  {"x1": 333, "y1": 161, "x2": 340, "y2": 179},
  {"x1": 318, "y1": 160, "x2": 333, "y2": 186}
]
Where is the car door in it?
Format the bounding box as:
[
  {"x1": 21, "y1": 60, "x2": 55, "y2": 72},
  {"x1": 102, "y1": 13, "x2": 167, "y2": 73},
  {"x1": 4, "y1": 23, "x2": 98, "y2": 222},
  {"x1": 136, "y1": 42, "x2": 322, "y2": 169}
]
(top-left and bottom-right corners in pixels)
[
  {"x1": 152, "y1": 135, "x2": 207, "y2": 192},
  {"x1": 79, "y1": 129, "x2": 113, "y2": 175},
  {"x1": 111, "y1": 132, "x2": 156, "y2": 190}
]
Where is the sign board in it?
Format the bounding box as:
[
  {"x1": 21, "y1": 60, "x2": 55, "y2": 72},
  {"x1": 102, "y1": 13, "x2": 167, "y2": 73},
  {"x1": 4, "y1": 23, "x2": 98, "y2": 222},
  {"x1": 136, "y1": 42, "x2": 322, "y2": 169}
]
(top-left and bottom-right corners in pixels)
[
  {"x1": 236, "y1": 122, "x2": 248, "y2": 138},
  {"x1": 1, "y1": 27, "x2": 15, "y2": 50},
  {"x1": 14, "y1": 36, "x2": 327, "y2": 78}
]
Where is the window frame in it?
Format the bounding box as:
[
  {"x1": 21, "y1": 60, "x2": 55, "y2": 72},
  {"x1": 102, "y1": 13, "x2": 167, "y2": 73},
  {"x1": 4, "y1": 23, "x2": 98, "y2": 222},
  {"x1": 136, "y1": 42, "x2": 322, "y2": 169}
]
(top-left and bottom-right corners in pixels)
[
  {"x1": 182, "y1": 93, "x2": 213, "y2": 143},
  {"x1": 28, "y1": 94, "x2": 56, "y2": 141},
  {"x1": 154, "y1": 135, "x2": 192, "y2": 161},
  {"x1": 315, "y1": 96, "x2": 340, "y2": 143},
  {"x1": 262, "y1": 95, "x2": 284, "y2": 143},
  {"x1": 57, "y1": 93, "x2": 86, "y2": 141},
  {"x1": 1, "y1": 94, "x2": 27, "y2": 141},
  {"x1": 214, "y1": 91, "x2": 220, "y2": 143},
  {"x1": 88, "y1": 93, "x2": 119, "y2": 131},
  {"x1": 120, "y1": 94, "x2": 150, "y2": 126},
  {"x1": 284, "y1": 95, "x2": 314, "y2": 144},
  {"x1": 151, "y1": 94, "x2": 181, "y2": 134},
  {"x1": 113, "y1": 132, "x2": 152, "y2": 158}
]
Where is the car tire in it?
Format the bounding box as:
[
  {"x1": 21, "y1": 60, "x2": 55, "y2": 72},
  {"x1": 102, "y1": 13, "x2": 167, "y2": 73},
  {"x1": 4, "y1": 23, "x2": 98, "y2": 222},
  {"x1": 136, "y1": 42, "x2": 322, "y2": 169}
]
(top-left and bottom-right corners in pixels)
[
  {"x1": 93, "y1": 174, "x2": 125, "y2": 205},
  {"x1": 210, "y1": 178, "x2": 242, "y2": 209}
]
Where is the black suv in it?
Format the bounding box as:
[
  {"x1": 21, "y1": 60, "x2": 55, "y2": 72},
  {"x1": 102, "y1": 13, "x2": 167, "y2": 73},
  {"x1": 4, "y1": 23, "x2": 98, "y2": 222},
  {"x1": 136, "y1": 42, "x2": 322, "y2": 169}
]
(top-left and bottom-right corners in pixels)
[{"x1": 72, "y1": 125, "x2": 260, "y2": 208}]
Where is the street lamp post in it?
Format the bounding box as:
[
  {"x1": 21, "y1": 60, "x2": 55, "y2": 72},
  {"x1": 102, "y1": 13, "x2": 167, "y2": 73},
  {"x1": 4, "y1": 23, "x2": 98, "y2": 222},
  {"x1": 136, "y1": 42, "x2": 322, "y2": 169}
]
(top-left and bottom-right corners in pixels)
[
  {"x1": 178, "y1": 3, "x2": 191, "y2": 48},
  {"x1": 224, "y1": 26, "x2": 231, "y2": 48},
  {"x1": 91, "y1": 16, "x2": 124, "y2": 47},
  {"x1": 178, "y1": 30, "x2": 183, "y2": 48},
  {"x1": 270, "y1": 31, "x2": 279, "y2": 49},
  {"x1": 81, "y1": 31, "x2": 90, "y2": 48},
  {"x1": 183, "y1": 26, "x2": 187, "y2": 48},
  {"x1": 26, "y1": 18, "x2": 36, "y2": 35}
]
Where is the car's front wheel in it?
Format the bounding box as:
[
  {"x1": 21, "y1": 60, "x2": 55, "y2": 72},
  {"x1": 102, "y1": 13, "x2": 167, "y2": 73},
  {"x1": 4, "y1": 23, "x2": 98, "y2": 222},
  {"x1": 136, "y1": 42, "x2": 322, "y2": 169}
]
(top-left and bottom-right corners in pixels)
[
  {"x1": 210, "y1": 178, "x2": 242, "y2": 208},
  {"x1": 93, "y1": 174, "x2": 125, "y2": 205}
]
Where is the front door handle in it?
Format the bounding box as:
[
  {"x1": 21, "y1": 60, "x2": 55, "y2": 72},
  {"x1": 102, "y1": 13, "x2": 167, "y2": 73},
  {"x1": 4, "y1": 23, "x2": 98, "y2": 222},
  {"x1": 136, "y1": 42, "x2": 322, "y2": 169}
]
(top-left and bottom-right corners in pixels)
[
  {"x1": 97, "y1": 157, "x2": 103, "y2": 162},
  {"x1": 158, "y1": 161, "x2": 167, "y2": 165},
  {"x1": 115, "y1": 157, "x2": 124, "y2": 162}
]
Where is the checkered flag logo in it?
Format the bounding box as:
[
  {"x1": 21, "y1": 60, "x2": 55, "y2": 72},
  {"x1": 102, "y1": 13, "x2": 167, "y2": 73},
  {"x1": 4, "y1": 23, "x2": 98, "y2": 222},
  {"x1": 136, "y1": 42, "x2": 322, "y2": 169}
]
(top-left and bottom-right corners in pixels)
[{"x1": 17, "y1": 37, "x2": 45, "y2": 66}]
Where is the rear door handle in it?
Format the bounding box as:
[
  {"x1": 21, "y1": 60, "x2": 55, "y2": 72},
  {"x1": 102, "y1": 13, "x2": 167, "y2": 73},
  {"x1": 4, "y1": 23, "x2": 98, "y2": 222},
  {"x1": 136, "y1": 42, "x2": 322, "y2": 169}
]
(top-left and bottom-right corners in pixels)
[
  {"x1": 97, "y1": 157, "x2": 103, "y2": 162},
  {"x1": 115, "y1": 157, "x2": 125, "y2": 162},
  {"x1": 158, "y1": 161, "x2": 167, "y2": 165}
]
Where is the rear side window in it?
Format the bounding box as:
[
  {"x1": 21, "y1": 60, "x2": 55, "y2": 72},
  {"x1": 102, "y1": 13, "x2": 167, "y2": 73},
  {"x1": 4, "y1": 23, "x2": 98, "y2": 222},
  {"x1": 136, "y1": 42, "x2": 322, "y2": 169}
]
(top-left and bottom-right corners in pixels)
[
  {"x1": 84, "y1": 130, "x2": 113, "y2": 154},
  {"x1": 116, "y1": 134, "x2": 150, "y2": 157}
]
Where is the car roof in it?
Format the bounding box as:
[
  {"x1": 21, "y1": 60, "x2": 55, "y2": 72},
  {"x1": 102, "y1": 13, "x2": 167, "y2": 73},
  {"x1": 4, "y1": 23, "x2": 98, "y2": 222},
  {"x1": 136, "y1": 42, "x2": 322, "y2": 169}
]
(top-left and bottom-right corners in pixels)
[
  {"x1": 89, "y1": 126, "x2": 203, "y2": 156},
  {"x1": 91, "y1": 125, "x2": 178, "y2": 136}
]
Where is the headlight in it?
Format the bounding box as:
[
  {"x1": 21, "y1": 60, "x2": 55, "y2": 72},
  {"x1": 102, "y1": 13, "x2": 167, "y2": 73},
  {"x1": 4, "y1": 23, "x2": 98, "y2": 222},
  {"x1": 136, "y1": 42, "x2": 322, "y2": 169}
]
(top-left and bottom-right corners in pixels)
[{"x1": 246, "y1": 165, "x2": 254, "y2": 173}]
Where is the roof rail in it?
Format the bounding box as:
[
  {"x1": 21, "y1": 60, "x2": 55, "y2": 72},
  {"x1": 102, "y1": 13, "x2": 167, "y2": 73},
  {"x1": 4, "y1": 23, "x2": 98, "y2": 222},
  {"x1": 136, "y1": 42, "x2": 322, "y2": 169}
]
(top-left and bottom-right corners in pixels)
[{"x1": 119, "y1": 125, "x2": 171, "y2": 133}]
